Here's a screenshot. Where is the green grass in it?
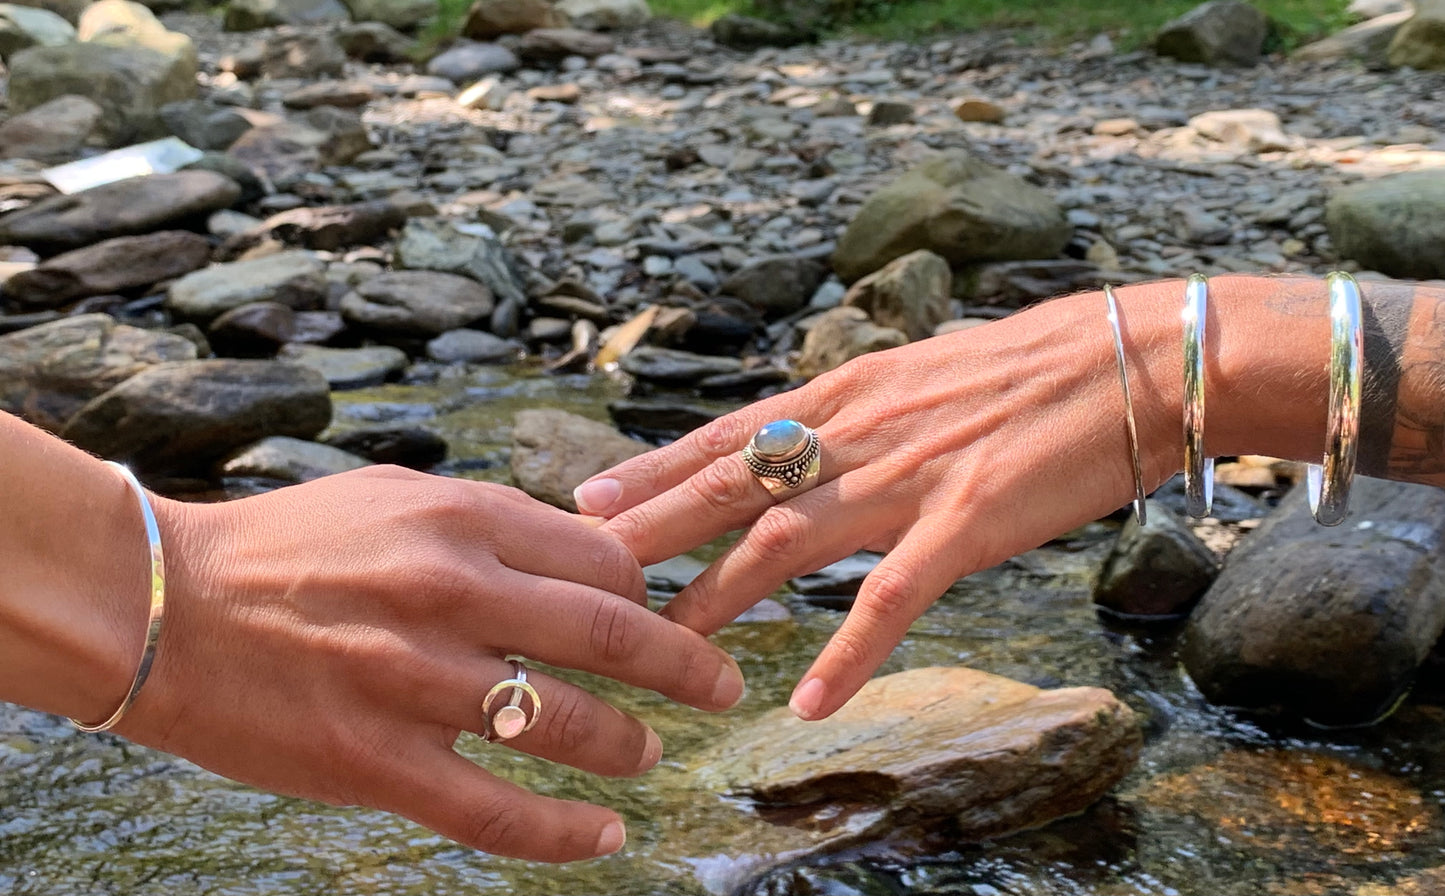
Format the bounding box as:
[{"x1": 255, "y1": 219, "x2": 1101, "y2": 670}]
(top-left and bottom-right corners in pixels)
[{"x1": 431, "y1": 0, "x2": 1353, "y2": 49}]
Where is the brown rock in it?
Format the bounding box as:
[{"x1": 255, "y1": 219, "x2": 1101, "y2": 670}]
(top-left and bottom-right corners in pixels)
[
  {"x1": 462, "y1": 0, "x2": 564, "y2": 39},
  {"x1": 510, "y1": 408, "x2": 648, "y2": 510},
  {"x1": 0, "y1": 95, "x2": 103, "y2": 161},
  {"x1": 4, "y1": 231, "x2": 212, "y2": 308}
]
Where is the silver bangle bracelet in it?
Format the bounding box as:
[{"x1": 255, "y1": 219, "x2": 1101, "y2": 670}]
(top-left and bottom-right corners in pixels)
[
  {"x1": 1104, "y1": 284, "x2": 1148, "y2": 526},
  {"x1": 1306, "y1": 271, "x2": 1363, "y2": 527},
  {"x1": 71, "y1": 461, "x2": 167, "y2": 733},
  {"x1": 1182, "y1": 273, "x2": 1213, "y2": 519}
]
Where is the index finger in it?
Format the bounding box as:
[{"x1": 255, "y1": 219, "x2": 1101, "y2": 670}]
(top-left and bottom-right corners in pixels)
[{"x1": 571, "y1": 393, "x2": 817, "y2": 518}]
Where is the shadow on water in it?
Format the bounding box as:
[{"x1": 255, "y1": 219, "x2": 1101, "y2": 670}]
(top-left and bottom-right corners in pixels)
[{"x1": 5, "y1": 368, "x2": 1445, "y2": 895}]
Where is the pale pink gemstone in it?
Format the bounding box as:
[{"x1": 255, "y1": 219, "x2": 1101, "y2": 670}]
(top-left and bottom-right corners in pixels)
[{"x1": 493, "y1": 705, "x2": 529, "y2": 738}]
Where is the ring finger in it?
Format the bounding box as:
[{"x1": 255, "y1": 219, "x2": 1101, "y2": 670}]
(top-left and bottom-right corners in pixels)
[{"x1": 445, "y1": 656, "x2": 662, "y2": 779}]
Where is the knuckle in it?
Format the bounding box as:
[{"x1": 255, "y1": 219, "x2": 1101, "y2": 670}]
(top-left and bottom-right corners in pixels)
[
  {"x1": 862, "y1": 563, "x2": 919, "y2": 617},
  {"x1": 696, "y1": 414, "x2": 748, "y2": 455},
  {"x1": 540, "y1": 688, "x2": 597, "y2": 757},
  {"x1": 588, "y1": 540, "x2": 642, "y2": 599},
  {"x1": 587, "y1": 598, "x2": 640, "y2": 665},
  {"x1": 690, "y1": 459, "x2": 753, "y2": 512},
  {"x1": 747, "y1": 508, "x2": 811, "y2": 566},
  {"x1": 460, "y1": 799, "x2": 528, "y2": 853}
]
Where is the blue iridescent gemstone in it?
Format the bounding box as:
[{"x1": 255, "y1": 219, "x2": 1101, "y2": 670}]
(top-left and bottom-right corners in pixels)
[{"x1": 752, "y1": 419, "x2": 806, "y2": 461}]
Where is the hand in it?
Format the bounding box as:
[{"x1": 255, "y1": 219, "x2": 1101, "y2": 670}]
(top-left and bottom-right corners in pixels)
[
  {"x1": 120, "y1": 466, "x2": 745, "y2": 863},
  {"x1": 578, "y1": 291, "x2": 1183, "y2": 722}
]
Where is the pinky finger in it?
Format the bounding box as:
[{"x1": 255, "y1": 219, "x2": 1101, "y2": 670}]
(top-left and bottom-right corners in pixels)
[
  {"x1": 388, "y1": 744, "x2": 627, "y2": 863},
  {"x1": 789, "y1": 519, "x2": 969, "y2": 721}
]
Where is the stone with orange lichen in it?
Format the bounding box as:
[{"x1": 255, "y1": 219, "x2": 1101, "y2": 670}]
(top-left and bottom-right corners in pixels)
[{"x1": 1140, "y1": 749, "x2": 1435, "y2": 858}]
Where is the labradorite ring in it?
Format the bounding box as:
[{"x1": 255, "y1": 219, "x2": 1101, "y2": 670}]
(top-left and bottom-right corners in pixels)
[{"x1": 742, "y1": 419, "x2": 822, "y2": 499}]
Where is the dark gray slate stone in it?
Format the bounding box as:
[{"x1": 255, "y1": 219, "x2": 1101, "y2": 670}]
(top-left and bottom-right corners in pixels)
[
  {"x1": 60, "y1": 358, "x2": 331, "y2": 472},
  {"x1": 1181, "y1": 478, "x2": 1445, "y2": 726},
  {"x1": 1093, "y1": 500, "x2": 1221, "y2": 620}
]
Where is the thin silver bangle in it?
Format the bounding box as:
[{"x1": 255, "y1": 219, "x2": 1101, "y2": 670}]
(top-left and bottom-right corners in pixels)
[
  {"x1": 1182, "y1": 273, "x2": 1213, "y2": 518},
  {"x1": 1306, "y1": 272, "x2": 1363, "y2": 527},
  {"x1": 71, "y1": 462, "x2": 167, "y2": 733},
  {"x1": 1104, "y1": 284, "x2": 1148, "y2": 525}
]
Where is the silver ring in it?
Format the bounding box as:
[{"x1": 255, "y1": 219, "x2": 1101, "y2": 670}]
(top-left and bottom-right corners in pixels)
[
  {"x1": 481, "y1": 660, "x2": 541, "y2": 742},
  {"x1": 742, "y1": 419, "x2": 822, "y2": 500}
]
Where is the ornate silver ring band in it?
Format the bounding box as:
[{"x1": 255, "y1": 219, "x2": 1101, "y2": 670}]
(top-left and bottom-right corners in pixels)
[{"x1": 742, "y1": 419, "x2": 822, "y2": 500}]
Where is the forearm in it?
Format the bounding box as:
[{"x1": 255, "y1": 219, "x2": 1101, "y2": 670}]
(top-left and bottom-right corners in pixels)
[
  {"x1": 0, "y1": 411, "x2": 151, "y2": 721},
  {"x1": 1108, "y1": 274, "x2": 1445, "y2": 490}
]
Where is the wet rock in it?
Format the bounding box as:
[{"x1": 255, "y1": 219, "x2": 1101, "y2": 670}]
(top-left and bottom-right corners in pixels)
[
  {"x1": 607, "y1": 398, "x2": 717, "y2": 441},
  {"x1": 833, "y1": 151, "x2": 1071, "y2": 284},
  {"x1": 60, "y1": 358, "x2": 332, "y2": 472},
  {"x1": 224, "y1": 0, "x2": 350, "y2": 30},
  {"x1": 697, "y1": 365, "x2": 790, "y2": 398},
  {"x1": 167, "y1": 250, "x2": 328, "y2": 322},
  {"x1": 698, "y1": 667, "x2": 1140, "y2": 869},
  {"x1": 8, "y1": 41, "x2": 197, "y2": 146},
  {"x1": 867, "y1": 100, "x2": 915, "y2": 126},
  {"x1": 1141, "y1": 749, "x2": 1436, "y2": 858},
  {"x1": 336, "y1": 20, "x2": 414, "y2": 61},
  {"x1": 510, "y1": 408, "x2": 649, "y2": 511},
  {"x1": 425, "y1": 327, "x2": 519, "y2": 363},
  {"x1": 554, "y1": 0, "x2": 649, "y2": 30},
  {"x1": 277, "y1": 343, "x2": 407, "y2": 388},
  {"x1": 1154, "y1": 0, "x2": 1268, "y2": 66},
  {"x1": 1182, "y1": 478, "x2": 1445, "y2": 726},
  {"x1": 425, "y1": 40, "x2": 520, "y2": 82},
  {"x1": 3, "y1": 230, "x2": 211, "y2": 308},
  {"x1": 1327, "y1": 170, "x2": 1445, "y2": 280},
  {"x1": 343, "y1": 0, "x2": 437, "y2": 31},
  {"x1": 790, "y1": 552, "x2": 883, "y2": 599},
  {"x1": 1389, "y1": 0, "x2": 1445, "y2": 69},
  {"x1": 0, "y1": 170, "x2": 239, "y2": 255},
  {"x1": 0, "y1": 94, "x2": 101, "y2": 161},
  {"x1": 1149, "y1": 473, "x2": 1268, "y2": 524},
  {"x1": 1092, "y1": 500, "x2": 1220, "y2": 620},
  {"x1": 220, "y1": 435, "x2": 371, "y2": 482},
  {"x1": 207, "y1": 301, "x2": 297, "y2": 356},
  {"x1": 796, "y1": 306, "x2": 908, "y2": 379},
  {"x1": 618, "y1": 345, "x2": 744, "y2": 385},
  {"x1": 721, "y1": 255, "x2": 828, "y2": 319},
  {"x1": 0, "y1": 312, "x2": 196, "y2": 431},
  {"x1": 394, "y1": 217, "x2": 527, "y2": 309},
  {"x1": 321, "y1": 426, "x2": 447, "y2": 468},
  {"x1": 0, "y1": 4, "x2": 74, "y2": 62},
  {"x1": 515, "y1": 27, "x2": 615, "y2": 62},
  {"x1": 710, "y1": 13, "x2": 806, "y2": 50},
  {"x1": 842, "y1": 249, "x2": 951, "y2": 342},
  {"x1": 339, "y1": 270, "x2": 495, "y2": 337}
]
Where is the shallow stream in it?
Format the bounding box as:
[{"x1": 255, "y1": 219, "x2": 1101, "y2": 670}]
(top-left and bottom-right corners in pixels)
[{"x1": 4, "y1": 365, "x2": 1444, "y2": 895}]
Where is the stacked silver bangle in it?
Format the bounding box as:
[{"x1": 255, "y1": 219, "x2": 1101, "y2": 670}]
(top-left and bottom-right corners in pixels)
[
  {"x1": 1104, "y1": 285, "x2": 1148, "y2": 526},
  {"x1": 1176, "y1": 272, "x2": 1362, "y2": 527},
  {"x1": 1307, "y1": 271, "x2": 1363, "y2": 526},
  {"x1": 1181, "y1": 274, "x2": 1213, "y2": 519}
]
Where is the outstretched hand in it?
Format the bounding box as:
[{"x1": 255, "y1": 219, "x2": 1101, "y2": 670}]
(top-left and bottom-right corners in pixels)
[
  {"x1": 123, "y1": 466, "x2": 744, "y2": 863},
  {"x1": 579, "y1": 294, "x2": 1178, "y2": 721}
]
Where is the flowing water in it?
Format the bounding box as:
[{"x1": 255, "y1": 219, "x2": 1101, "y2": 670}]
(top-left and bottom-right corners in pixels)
[{"x1": 5, "y1": 365, "x2": 1445, "y2": 895}]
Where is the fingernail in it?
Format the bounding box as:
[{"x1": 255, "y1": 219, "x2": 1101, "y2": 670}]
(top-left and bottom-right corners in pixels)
[
  {"x1": 789, "y1": 677, "x2": 825, "y2": 720},
  {"x1": 596, "y1": 820, "x2": 626, "y2": 856},
  {"x1": 642, "y1": 727, "x2": 663, "y2": 768},
  {"x1": 574, "y1": 478, "x2": 621, "y2": 515},
  {"x1": 713, "y1": 662, "x2": 745, "y2": 709}
]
